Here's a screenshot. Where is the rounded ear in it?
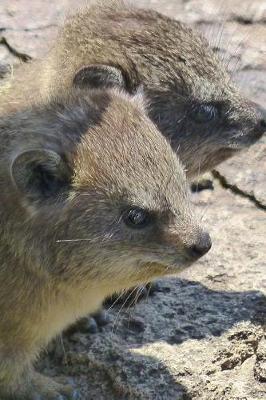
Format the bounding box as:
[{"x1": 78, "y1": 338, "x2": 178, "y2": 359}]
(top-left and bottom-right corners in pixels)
[
  {"x1": 11, "y1": 149, "x2": 71, "y2": 202},
  {"x1": 73, "y1": 64, "x2": 127, "y2": 90}
]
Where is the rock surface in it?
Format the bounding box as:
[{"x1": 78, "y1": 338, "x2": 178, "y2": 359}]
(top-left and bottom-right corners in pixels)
[{"x1": 1, "y1": 0, "x2": 265, "y2": 399}]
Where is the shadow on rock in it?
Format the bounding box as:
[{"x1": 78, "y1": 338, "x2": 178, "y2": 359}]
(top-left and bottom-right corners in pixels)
[
  {"x1": 123, "y1": 278, "x2": 266, "y2": 345},
  {"x1": 39, "y1": 278, "x2": 265, "y2": 399},
  {"x1": 83, "y1": 278, "x2": 266, "y2": 347}
]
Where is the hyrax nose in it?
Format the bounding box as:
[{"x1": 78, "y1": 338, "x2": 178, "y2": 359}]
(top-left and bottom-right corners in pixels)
[
  {"x1": 257, "y1": 111, "x2": 266, "y2": 135},
  {"x1": 260, "y1": 119, "x2": 266, "y2": 130},
  {"x1": 259, "y1": 112, "x2": 266, "y2": 132},
  {"x1": 251, "y1": 102, "x2": 266, "y2": 136},
  {"x1": 188, "y1": 231, "x2": 212, "y2": 259}
]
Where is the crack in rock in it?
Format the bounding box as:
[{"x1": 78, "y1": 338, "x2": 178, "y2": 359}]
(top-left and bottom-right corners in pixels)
[
  {"x1": 0, "y1": 36, "x2": 32, "y2": 62},
  {"x1": 212, "y1": 169, "x2": 266, "y2": 211},
  {"x1": 195, "y1": 18, "x2": 266, "y2": 26},
  {"x1": 230, "y1": 16, "x2": 266, "y2": 25},
  {"x1": 0, "y1": 24, "x2": 57, "y2": 33}
]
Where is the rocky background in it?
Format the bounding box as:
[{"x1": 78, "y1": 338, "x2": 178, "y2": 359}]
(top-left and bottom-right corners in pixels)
[{"x1": 0, "y1": 0, "x2": 265, "y2": 399}]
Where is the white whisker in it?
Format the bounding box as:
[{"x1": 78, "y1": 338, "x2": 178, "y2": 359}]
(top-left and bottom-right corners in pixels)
[{"x1": 56, "y1": 238, "x2": 93, "y2": 243}]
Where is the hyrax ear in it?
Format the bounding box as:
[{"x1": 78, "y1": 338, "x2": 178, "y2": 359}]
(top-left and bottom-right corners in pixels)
[
  {"x1": 11, "y1": 149, "x2": 71, "y2": 202},
  {"x1": 73, "y1": 64, "x2": 127, "y2": 90}
]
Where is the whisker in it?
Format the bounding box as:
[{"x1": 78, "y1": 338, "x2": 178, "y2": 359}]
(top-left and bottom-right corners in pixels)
[
  {"x1": 200, "y1": 200, "x2": 212, "y2": 222},
  {"x1": 111, "y1": 286, "x2": 139, "y2": 334},
  {"x1": 125, "y1": 286, "x2": 142, "y2": 326},
  {"x1": 106, "y1": 289, "x2": 127, "y2": 311},
  {"x1": 146, "y1": 282, "x2": 153, "y2": 300},
  {"x1": 127, "y1": 285, "x2": 144, "y2": 315},
  {"x1": 56, "y1": 238, "x2": 94, "y2": 243},
  {"x1": 126, "y1": 281, "x2": 151, "y2": 326},
  {"x1": 59, "y1": 334, "x2": 67, "y2": 365}
]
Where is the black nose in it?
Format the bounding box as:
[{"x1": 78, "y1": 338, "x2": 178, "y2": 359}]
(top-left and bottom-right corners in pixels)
[
  {"x1": 252, "y1": 123, "x2": 265, "y2": 141},
  {"x1": 252, "y1": 102, "x2": 266, "y2": 135},
  {"x1": 259, "y1": 118, "x2": 266, "y2": 131},
  {"x1": 188, "y1": 231, "x2": 212, "y2": 259}
]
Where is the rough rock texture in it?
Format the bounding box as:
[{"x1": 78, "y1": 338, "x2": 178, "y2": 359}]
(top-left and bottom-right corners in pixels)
[{"x1": 1, "y1": 1, "x2": 265, "y2": 399}]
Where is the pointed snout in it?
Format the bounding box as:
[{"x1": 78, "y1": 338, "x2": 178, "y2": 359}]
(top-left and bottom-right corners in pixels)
[
  {"x1": 160, "y1": 220, "x2": 212, "y2": 264},
  {"x1": 186, "y1": 231, "x2": 212, "y2": 260}
]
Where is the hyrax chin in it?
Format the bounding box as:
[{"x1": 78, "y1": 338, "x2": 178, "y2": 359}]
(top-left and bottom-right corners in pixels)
[
  {"x1": 0, "y1": 87, "x2": 211, "y2": 399},
  {"x1": 1, "y1": 0, "x2": 265, "y2": 177}
]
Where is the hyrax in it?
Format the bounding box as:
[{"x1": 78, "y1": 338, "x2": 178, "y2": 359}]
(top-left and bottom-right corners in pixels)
[
  {"x1": 0, "y1": 87, "x2": 211, "y2": 399},
  {"x1": 0, "y1": 0, "x2": 265, "y2": 176}
]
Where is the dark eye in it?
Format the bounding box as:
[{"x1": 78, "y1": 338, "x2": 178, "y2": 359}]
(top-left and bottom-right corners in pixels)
[
  {"x1": 190, "y1": 104, "x2": 218, "y2": 123},
  {"x1": 123, "y1": 207, "x2": 151, "y2": 229}
]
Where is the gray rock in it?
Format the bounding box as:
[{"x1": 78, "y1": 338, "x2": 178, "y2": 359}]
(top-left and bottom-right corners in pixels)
[{"x1": 2, "y1": 1, "x2": 266, "y2": 399}]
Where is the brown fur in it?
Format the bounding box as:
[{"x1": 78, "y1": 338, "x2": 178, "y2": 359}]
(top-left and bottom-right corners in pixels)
[
  {"x1": 0, "y1": 0, "x2": 265, "y2": 177},
  {"x1": 0, "y1": 87, "x2": 210, "y2": 399}
]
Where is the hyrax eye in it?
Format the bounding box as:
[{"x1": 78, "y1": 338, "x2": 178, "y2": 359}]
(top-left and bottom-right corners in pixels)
[
  {"x1": 190, "y1": 104, "x2": 218, "y2": 123},
  {"x1": 123, "y1": 207, "x2": 151, "y2": 229}
]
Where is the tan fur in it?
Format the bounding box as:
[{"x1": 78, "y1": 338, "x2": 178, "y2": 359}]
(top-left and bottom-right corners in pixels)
[
  {"x1": 0, "y1": 87, "x2": 210, "y2": 398},
  {"x1": 0, "y1": 0, "x2": 265, "y2": 177}
]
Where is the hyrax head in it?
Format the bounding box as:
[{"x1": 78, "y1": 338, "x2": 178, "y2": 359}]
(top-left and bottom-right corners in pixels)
[
  {"x1": 7, "y1": 88, "x2": 211, "y2": 291},
  {"x1": 49, "y1": 1, "x2": 265, "y2": 177}
]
